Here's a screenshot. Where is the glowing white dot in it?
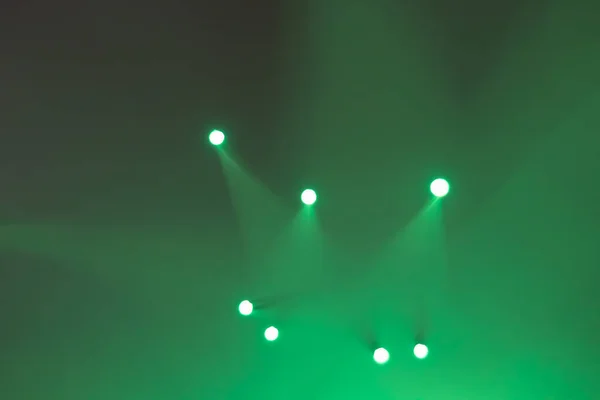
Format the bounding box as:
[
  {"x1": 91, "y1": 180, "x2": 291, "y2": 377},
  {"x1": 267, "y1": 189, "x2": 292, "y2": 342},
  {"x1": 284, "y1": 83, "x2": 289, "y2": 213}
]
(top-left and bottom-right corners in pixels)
[
  {"x1": 238, "y1": 300, "x2": 253, "y2": 316},
  {"x1": 209, "y1": 130, "x2": 225, "y2": 146},
  {"x1": 301, "y1": 189, "x2": 317, "y2": 205},
  {"x1": 430, "y1": 178, "x2": 449, "y2": 197},
  {"x1": 264, "y1": 326, "x2": 279, "y2": 341},
  {"x1": 414, "y1": 343, "x2": 429, "y2": 359},
  {"x1": 373, "y1": 347, "x2": 390, "y2": 364}
]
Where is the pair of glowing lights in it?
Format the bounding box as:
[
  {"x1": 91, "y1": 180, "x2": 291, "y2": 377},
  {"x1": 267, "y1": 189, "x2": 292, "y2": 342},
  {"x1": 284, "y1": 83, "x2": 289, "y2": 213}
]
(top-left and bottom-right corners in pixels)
[
  {"x1": 373, "y1": 344, "x2": 429, "y2": 363},
  {"x1": 296, "y1": 182, "x2": 447, "y2": 205},
  {"x1": 238, "y1": 300, "x2": 429, "y2": 363},
  {"x1": 209, "y1": 129, "x2": 450, "y2": 199},
  {"x1": 238, "y1": 300, "x2": 281, "y2": 341}
]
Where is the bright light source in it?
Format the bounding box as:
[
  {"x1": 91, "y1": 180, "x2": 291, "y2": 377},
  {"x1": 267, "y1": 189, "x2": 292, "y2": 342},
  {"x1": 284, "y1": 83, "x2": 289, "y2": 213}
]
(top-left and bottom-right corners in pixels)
[
  {"x1": 301, "y1": 189, "x2": 317, "y2": 205},
  {"x1": 373, "y1": 347, "x2": 390, "y2": 364},
  {"x1": 430, "y1": 178, "x2": 449, "y2": 197},
  {"x1": 264, "y1": 326, "x2": 279, "y2": 341},
  {"x1": 238, "y1": 300, "x2": 253, "y2": 316},
  {"x1": 209, "y1": 130, "x2": 225, "y2": 146},
  {"x1": 414, "y1": 343, "x2": 429, "y2": 359}
]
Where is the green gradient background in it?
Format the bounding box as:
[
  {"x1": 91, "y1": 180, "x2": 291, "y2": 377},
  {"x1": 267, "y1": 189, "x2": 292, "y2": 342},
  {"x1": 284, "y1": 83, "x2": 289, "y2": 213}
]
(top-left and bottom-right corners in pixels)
[{"x1": 1, "y1": 1, "x2": 599, "y2": 399}]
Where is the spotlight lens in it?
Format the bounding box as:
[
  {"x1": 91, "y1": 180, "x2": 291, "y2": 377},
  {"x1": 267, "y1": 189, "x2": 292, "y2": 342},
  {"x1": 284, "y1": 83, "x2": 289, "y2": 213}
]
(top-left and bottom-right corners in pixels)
[
  {"x1": 430, "y1": 178, "x2": 449, "y2": 197},
  {"x1": 264, "y1": 326, "x2": 279, "y2": 341},
  {"x1": 209, "y1": 130, "x2": 225, "y2": 146},
  {"x1": 301, "y1": 189, "x2": 317, "y2": 205},
  {"x1": 238, "y1": 300, "x2": 253, "y2": 316},
  {"x1": 414, "y1": 343, "x2": 429, "y2": 359},
  {"x1": 373, "y1": 347, "x2": 390, "y2": 364}
]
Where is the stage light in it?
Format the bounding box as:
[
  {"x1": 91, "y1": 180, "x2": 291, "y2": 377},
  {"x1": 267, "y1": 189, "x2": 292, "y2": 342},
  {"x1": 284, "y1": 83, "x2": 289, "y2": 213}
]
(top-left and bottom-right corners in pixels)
[
  {"x1": 264, "y1": 326, "x2": 279, "y2": 341},
  {"x1": 209, "y1": 129, "x2": 225, "y2": 146},
  {"x1": 414, "y1": 343, "x2": 429, "y2": 359},
  {"x1": 430, "y1": 178, "x2": 449, "y2": 197},
  {"x1": 373, "y1": 347, "x2": 390, "y2": 364},
  {"x1": 301, "y1": 189, "x2": 317, "y2": 205},
  {"x1": 238, "y1": 300, "x2": 253, "y2": 316}
]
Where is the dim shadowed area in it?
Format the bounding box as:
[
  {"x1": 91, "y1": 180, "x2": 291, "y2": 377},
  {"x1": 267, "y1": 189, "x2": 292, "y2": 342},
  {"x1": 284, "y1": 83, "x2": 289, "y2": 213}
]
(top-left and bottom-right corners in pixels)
[{"x1": 1, "y1": 0, "x2": 600, "y2": 399}]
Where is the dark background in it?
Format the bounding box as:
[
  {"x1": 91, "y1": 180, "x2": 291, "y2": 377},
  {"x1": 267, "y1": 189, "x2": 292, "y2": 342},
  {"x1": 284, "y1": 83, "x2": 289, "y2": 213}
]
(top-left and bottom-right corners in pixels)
[{"x1": 1, "y1": 1, "x2": 599, "y2": 398}]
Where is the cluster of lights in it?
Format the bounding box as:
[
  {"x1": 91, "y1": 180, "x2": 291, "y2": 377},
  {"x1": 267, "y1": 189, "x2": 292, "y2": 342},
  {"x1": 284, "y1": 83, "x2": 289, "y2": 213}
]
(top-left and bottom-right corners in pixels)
[
  {"x1": 215, "y1": 128, "x2": 441, "y2": 364},
  {"x1": 209, "y1": 129, "x2": 450, "y2": 199},
  {"x1": 238, "y1": 299, "x2": 428, "y2": 363}
]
